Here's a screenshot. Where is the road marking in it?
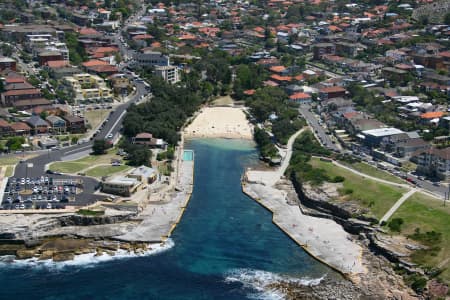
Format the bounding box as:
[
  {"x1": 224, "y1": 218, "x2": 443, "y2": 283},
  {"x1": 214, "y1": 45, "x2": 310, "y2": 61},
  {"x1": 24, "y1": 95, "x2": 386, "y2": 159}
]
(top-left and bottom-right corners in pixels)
[
  {"x1": 106, "y1": 110, "x2": 127, "y2": 137},
  {"x1": 64, "y1": 145, "x2": 92, "y2": 155}
]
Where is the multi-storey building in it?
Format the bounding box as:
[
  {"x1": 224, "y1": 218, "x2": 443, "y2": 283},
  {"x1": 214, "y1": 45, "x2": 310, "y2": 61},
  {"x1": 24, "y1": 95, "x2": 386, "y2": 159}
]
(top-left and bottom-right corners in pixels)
[
  {"x1": 154, "y1": 65, "x2": 180, "y2": 84},
  {"x1": 415, "y1": 147, "x2": 450, "y2": 180},
  {"x1": 63, "y1": 73, "x2": 113, "y2": 104}
]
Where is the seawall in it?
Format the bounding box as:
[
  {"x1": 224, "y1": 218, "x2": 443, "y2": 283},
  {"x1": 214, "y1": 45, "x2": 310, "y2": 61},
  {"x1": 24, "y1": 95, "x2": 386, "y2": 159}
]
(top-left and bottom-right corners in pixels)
[{"x1": 241, "y1": 172, "x2": 366, "y2": 282}]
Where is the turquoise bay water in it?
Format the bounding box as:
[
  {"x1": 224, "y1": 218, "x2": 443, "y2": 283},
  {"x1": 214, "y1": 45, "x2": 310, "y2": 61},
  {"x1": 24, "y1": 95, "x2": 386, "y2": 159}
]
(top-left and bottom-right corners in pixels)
[{"x1": 0, "y1": 139, "x2": 332, "y2": 300}]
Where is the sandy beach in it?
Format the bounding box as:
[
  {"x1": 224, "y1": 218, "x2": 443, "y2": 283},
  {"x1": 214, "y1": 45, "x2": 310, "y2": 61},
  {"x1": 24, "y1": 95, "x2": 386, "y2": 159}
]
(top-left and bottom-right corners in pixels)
[{"x1": 184, "y1": 106, "x2": 253, "y2": 140}]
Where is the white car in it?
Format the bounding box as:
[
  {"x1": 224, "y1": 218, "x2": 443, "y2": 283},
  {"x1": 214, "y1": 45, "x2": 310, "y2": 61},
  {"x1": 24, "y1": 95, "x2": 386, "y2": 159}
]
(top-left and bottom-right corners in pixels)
[{"x1": 107, "y1": 133, "x2": 113, "y2": 139}]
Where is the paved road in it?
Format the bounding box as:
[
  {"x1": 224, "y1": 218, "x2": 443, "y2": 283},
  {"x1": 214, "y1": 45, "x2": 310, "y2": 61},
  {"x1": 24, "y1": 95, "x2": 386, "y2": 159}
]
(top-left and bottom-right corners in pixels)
[
  {"x1": 299, "y1": 104, "x2": 339, "y2": 152},
  {"x1": 299, "y1": 105, "x2": 449, "y2": 198},
  {"x1": 379, "y1": 188, "x2": 417, "y2": 224},
  {"x1": 12, "y1": 3, "x2": 150, "y2": 182},
  {"x1": 331, "y1": 160, "x2": 410, "y2": 189}
]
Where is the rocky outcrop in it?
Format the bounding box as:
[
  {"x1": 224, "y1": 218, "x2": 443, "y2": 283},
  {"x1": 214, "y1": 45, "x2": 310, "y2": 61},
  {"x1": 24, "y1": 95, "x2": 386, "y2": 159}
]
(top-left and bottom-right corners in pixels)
[{"x1": 58, "y1": 213, "x2": 135, "y2": 227}]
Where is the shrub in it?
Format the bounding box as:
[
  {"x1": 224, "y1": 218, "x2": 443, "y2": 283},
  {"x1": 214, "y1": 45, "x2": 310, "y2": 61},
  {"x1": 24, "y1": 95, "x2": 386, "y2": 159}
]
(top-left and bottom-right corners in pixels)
[
  {"x1": 388, "y1": 218, "x2": 404, "y2": 232},
  {"x1": 331, "y1": 175, "x2": 345, "y2": 183}
]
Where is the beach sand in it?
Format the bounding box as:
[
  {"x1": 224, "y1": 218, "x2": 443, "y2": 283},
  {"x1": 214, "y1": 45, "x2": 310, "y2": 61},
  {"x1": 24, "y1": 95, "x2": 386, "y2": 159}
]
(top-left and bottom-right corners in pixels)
[{"x1": 184, "y1": 106, "x2": 253, "y2": 140}]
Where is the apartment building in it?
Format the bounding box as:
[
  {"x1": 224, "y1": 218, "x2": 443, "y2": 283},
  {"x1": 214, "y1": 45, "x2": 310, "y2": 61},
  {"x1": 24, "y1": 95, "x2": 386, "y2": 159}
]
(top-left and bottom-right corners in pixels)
[
  {"x1": 154, "y1": 65, "x2": 180, "y2": 84},
  {"x1": 63, "y1": 73, "x2": 113, "y2": 103},
  {"x1": 414, "y1": 147, "x2": 450, "y2": 180}
]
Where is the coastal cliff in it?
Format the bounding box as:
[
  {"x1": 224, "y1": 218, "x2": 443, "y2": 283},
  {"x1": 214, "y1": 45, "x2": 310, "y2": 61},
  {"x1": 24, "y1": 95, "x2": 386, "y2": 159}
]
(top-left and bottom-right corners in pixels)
[{"x1": 242, "y1": 172, "x2": 420, "y2": 299}]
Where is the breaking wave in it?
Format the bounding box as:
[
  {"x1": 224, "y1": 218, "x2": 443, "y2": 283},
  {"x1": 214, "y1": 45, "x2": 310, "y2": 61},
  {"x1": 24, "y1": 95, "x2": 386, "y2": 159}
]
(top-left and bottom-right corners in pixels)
[
  {"x1": 0, "y1": 238, "x2": 174, "y2": 270},
  {"x1": 224, "y1": 268, "x2": 325, "y2": 300}
]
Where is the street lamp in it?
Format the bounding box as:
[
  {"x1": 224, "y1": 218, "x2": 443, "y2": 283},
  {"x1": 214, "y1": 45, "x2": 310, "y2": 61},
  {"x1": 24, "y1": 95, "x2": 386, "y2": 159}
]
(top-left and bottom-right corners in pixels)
[{"x1": 25, "y1": 163, "x2": 33, "y2": 192}]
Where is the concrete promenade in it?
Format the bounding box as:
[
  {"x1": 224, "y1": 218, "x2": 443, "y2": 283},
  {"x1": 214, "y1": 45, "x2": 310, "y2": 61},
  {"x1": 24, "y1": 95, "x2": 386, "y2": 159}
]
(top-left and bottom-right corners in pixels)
[
  {"x1": 380, "y1": 188, "x2": 417, "y2": 224},
  {"x1": 115, "y1": 158, "x2": 194, "y2": 243},
  {"x1": 242, "y1": 128, "x2": 367, "y2": 281}
]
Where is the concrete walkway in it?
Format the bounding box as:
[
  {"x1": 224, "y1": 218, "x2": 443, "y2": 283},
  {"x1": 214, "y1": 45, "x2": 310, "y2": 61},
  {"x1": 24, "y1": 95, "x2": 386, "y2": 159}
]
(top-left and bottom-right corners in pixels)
[
  {"x1": 247, "y1": 128, "x2": 305, "y2": 186},
  {"x1": 379, "y1": 188, "x2": 417, "y2": 224},
  {"x1": 331, "y1": 160, "x2": 410, "y2": 189},
  {"x1": 243, "y1": 128, "x2": 366, "y2": 281}
]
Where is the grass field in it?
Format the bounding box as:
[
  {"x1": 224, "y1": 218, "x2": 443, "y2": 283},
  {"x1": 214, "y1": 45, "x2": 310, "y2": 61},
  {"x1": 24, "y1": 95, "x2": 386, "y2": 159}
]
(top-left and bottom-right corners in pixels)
[
  {"x1": 85, "y1": 165, "x2": 131, "y2": 178},
  {"x1": 341, "y1": 161, "x2": 405, "y2": 184},
  {"x1": 49, "y1": 149, "x2": 122, "y2": 174},
  {"x1": 0, "y1": 156, "x2": 21, "y2": 166},
  {"x1": 85, "y1": 109, "x2": 111, "y2": 130},
  {"x1": 311, "y1": 158, "x2": 406, "y2": 219},
  {"x1": 388, "y1": 192, "x2": 450, "y2": 282},
  {"x1": 5, "y1": 166, "x2": 14, "y2": 177}
]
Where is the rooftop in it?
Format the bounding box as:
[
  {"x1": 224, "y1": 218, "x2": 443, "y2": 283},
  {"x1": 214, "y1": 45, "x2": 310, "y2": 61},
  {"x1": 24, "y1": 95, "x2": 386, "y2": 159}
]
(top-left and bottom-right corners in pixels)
[{"x1": 362, "y1": 127, "x2": 404, "y2": 137}]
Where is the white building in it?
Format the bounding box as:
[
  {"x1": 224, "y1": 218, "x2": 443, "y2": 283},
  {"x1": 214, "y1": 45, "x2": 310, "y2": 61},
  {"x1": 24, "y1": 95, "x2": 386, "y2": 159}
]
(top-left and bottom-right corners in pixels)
[
  {"x1": 133, "y1": 50, "x2": 170, "y2": 67},
  {"x1": 154, "y1": 65, "x2": 180, "y2": 84}
]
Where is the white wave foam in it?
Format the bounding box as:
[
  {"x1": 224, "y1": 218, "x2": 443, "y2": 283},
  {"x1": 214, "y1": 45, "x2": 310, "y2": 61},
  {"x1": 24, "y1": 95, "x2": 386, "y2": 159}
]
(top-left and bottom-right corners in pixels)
[
  {"x1": 224, "y1": 268, "x2": 325, "y2": 300},
  {"x1": 0, "y1": 238, "x2": 174, "y2": 270}
]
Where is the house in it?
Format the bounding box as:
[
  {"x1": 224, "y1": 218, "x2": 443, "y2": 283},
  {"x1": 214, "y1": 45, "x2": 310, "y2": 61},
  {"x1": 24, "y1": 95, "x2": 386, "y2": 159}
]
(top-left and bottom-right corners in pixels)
[
  {"x1": 382, "y1": 67, "x2": 408, "y2": 84},
  {"x1": 101, "y1": 176, "x2": 141, "y2": 197},
  {"x1": 46, "y1": 115, "x2": 66, "y2": 134},
  {"x1": 62, "y1": 115, "x2": 85, "y2": 133},
  {"x1": 420, "y1": 111, "x2": 445, "y2": 124},
  {"x1": 109, "y1": 74, "x2": 130, "y2": 96},
  {"x1": 414, "y1": 147, "x2": 450, "y2": 179},
  {"x1": 132, "y1": 132, "x2": 153, "y2": 144},
  {"x1": 127, "y1": 166, "x2": 157, "y2": 184},
  {"x1": 10, "y1": 122, "x2": 31, "y2": 136},
  {"x1": 0, "y1": 57, "x2": 16, "y2": 71},
  {"x1": 289, "y1": 92, "x2": 312, "y2": 104},
  {"x1": 319, "y1": 86, "x2": 347, "y2": 100},
  {"x1": 313, "y1": 43, "x2": 336, "y2": 60},
  {"x1": 132, "y1": 132, "x2": 167, "y2": 149},
  {"x1": 0, "y1": 119, "x2": 12, "y2": 137},
  {"x1": 1, "y1": 88, "x2": 42, "y2": 107},
  {"x1": 38, "y1": 51, "x2": 63, "y2": 66},
  {"x1": 26, "y1": 115, "x2": 48, "y2": 134},
  {"x1": 395, "y1": 138, "x2": 430, "y2": 158}
]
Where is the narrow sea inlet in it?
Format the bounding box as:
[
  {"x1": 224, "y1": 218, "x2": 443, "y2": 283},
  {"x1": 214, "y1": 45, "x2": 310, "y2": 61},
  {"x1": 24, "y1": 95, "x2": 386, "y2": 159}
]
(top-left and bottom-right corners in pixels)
[{"x1": 0, "y1": 139, "x2": 334, "y2": 300}]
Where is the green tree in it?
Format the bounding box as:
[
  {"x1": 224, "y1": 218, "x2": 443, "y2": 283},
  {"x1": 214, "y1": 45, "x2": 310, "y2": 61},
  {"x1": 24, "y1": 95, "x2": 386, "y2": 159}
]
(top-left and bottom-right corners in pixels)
[
  {"x1": 126, "y1": 145, "x2": 152, "y2": 166},
  {"x1": 65, "y1": 32, "x2": 87, "y2": 65},
  {"x1": 445, "y1": 12, "x2": 450, "y2": 25},
  {"x1": 6, "y1": 136, "x2": 25, "y2": 151},
  {"x1": 92, "y1": 139, "x2": 109, "y2": 155}
]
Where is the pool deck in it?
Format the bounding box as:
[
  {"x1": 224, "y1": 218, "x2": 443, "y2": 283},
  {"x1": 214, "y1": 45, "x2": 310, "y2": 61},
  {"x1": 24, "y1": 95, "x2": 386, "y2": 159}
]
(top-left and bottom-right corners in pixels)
[{"x1": 115, "y1": 152, "x2": 194, "y2": 243}]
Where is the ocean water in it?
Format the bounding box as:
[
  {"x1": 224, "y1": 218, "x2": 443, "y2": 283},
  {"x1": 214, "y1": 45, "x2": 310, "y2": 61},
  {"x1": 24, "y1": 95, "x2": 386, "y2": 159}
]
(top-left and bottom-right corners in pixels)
[{"x1": 0, "y1": 139, "x2": 334, "y2": 300}]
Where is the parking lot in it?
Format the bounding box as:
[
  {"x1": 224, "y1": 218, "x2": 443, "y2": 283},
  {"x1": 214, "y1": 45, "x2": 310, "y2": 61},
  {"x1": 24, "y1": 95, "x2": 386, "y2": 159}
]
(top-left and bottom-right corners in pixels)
[
  {"x1": 1, "y1": 175, "x2": 82, "y2": 210},
  {"x1": 1, "y1": 171, "x2": 105, "y2": 210}
]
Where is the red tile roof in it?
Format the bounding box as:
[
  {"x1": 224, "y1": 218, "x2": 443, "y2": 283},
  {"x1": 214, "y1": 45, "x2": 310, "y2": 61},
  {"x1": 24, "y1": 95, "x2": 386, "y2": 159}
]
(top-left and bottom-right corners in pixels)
[
  {"x1": 420, "y1": 111, "x2": 444, "y2": 119},
  {"x1": 320, "y1": 86, "x2": 346, "y2": 93},
  {"x1": 11, "y1": 122, "x2": 31, "y2": 131},
  {"x1": 46, "y1": 60, "x2": 70, "y2": 68},
  {"x1": 82, "y1": 59, "x2": 109, "y2": 67},
  {"x1": 3, "y1": 89, "x2": 41, "y2": 96},
  {"x1": 289, "y1": 92, "x2": 311, "y2": 99}
]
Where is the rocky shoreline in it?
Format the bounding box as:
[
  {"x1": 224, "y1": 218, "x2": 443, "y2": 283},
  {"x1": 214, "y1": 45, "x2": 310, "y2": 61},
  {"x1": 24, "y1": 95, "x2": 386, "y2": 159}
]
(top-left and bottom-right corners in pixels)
[{"x1": 243, "y1": 171, "x2": 424, "y2": 299}]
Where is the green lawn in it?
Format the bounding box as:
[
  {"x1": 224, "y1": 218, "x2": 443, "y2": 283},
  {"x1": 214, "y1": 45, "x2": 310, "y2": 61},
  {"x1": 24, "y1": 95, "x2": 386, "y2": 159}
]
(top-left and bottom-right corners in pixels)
[
  {"x1": 311, "y1": 158, "x2": 406, "y2": 219},
  {"x1": 49, "y1": 149, "x2": 122, "y2": 174},
  {"x1": 5, "y1": 166, "x2": 14, "y2": 177},
  {"x1": 0, "y1": 156, "x2": 21, "y2": 165},
  {"x1": 85, "y1": 165, "x2": 131, "y2": 178},
  {"x1": 389, "y1": 192, "x2": 450, "y2": 283},
  {"x1": 341, "y1": 161, "x2": 405, "y2": 184},
  {"x1": 49, "y1": 162, "x2": 87, "y2": 174},
  {"x1": 85, "y1": 109, "x2": 111, "y2": 130}
]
